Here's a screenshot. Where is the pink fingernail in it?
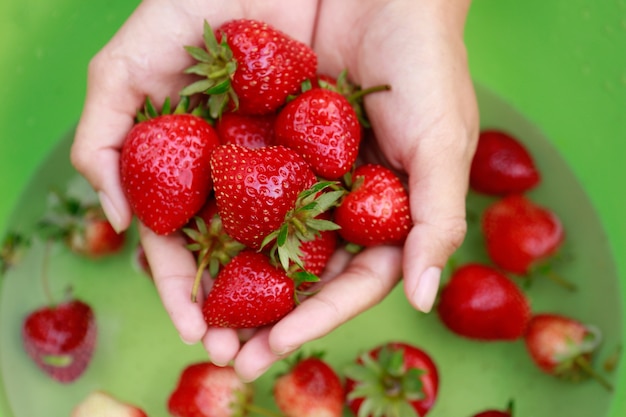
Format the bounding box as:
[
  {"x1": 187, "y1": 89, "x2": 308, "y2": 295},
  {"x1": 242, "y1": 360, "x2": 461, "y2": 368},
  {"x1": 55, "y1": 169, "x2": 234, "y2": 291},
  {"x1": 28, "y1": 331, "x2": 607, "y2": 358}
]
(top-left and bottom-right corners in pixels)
[
  {"x1": 414, "y1": 266, "x2": 441, "y2": 313},
  {"x1": 180, "y1": 334, "x2": 196, "y2": 346},
  {"x1": 98, "y1": 191, "x2": 124, "y2": 233}
]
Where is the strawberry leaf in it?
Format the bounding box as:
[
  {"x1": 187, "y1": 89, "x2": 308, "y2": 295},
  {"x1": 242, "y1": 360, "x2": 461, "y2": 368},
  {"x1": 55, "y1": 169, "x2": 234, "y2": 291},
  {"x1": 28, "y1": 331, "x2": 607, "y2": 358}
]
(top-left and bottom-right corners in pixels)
[
  {"x1": 184, "y1": 45, "x2": 212, "y2": 63},
  {"x1": 180, "y1": 79, "x2": 216, "y2": 96}
]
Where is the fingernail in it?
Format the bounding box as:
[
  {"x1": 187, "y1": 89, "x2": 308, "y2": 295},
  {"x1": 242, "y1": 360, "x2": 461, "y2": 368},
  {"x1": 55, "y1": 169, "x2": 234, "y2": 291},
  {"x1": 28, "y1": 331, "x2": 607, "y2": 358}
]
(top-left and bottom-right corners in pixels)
[
  {"x1": 413, "y1": 266, "x2": 441, "y2": 313},
  {"x1": 272, "y1": 345, "x2": 296, "y2": 357},
  {"x1": 98, "y1": 191, "x2": 124, "y2": 233},
  {"x1": 180, "y1": 334, "x2": 196, "y2": 346}
]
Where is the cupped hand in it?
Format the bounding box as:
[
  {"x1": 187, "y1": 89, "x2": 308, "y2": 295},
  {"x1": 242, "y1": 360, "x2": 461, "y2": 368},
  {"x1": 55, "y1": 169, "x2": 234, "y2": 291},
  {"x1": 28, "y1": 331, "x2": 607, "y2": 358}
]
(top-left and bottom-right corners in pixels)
[{"x1": 70, "y1": 0, "x2": 478, "y2": 382}]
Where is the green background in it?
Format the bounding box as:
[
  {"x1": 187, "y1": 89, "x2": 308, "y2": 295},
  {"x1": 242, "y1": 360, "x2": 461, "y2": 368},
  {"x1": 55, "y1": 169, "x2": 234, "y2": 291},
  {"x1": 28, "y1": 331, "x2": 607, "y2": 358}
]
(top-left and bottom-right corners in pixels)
[{"x1": 0, "y1": 0, "x2": 624, "y2": 415}]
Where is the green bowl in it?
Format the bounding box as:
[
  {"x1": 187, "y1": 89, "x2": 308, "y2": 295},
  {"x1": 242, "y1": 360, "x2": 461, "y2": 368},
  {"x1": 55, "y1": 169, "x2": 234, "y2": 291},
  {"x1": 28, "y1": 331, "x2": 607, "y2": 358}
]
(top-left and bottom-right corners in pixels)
[{"x1": 0, "y1": 0, "x2": 624, "y2": 416}]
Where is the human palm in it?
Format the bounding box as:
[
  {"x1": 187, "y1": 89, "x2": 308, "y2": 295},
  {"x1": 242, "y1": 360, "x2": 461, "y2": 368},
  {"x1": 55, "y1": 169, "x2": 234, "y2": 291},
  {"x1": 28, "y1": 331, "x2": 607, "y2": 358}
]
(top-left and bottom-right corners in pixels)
[{"x1": 71, "y1": 0, "x2": 477, "y2": 382}]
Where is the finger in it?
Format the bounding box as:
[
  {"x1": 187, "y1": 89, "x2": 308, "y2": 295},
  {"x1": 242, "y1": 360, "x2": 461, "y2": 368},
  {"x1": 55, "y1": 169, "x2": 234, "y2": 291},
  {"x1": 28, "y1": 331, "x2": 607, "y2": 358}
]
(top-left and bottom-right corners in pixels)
[
  {"x1": 402, "y1": 128, "x2": 477, "y2": 313},
  {"x1": 70, "y1": 41, "x2": 150, "y2": 233},
  {"x1": 139, "y1": 223, "x2": 207, "y2": 344},
  {"x1": 268, "y1": 245, "x2": 403, "y2": 356},
  {"x1": 202, "y1": 327, "x2": 242, "y2": 366},
  {"x1": 233, "y1": 328, "x2": 290, "y2": 382}
]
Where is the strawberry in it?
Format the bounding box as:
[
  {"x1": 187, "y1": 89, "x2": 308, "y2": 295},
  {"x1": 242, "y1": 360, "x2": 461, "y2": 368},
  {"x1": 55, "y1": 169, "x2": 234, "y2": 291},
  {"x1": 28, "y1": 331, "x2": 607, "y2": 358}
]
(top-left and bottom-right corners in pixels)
[
  {"x1": 524, "y1": 313, "x2": 613, "y2": 390},
  {"x1": 345, "y1": 342, "x2": 439, "y2": 417},
  {"x1": 334, "y1": 164, "x2": 412, "y2": 247},
  {"x1": 202, "y1": 250, "x2": 296, "y2": 328},
  {"x1": 22, "y1": 298, "x2": 97, "y2": 383},
  {"x1": 275, "y1": 87, "x2": 362, "y2": 180},
  {"x1": 297, "y1": 225, "x2": 338, "y2": 278},
  {"x1": 37, "y1": 190, "x2": 125, "y2": 259},
  {"x1": 210, "y1": 143, "x2": 317, "y2": 250},
  {"x1": 183, "y1": 198, "x2": 246, "y2": 302},
  {"x1": 436, "y1": 263, "x2": 531, "y2": 341},
  {"x1": 71, "y1": 391, "x2": 148, "y2": 417},
  {"x1": 273, "y1": 354, "x2": 344, "y2": 417},
  {"x1": 470, "y1": 130, "x2": 540, "y2": 195},
  {"x1": 66, "y1": 206, "x2": 125, "y2": 258},
  {"x1": 168, "y1": 362, "x2": 253, "y2": 417},
  {"x1": 215, "y1": 112, "x2": 276, "y2": 149},
  {"x1": 482, "y1": 194, "x2": 564, "y2": 276},
  {"x1": 309, "y1": 70, "x2": 390, "y2": 128},
  {"x1": 120, "y1": 98, "x2": 220, "y2": 235},
  {"x1": 182, "y1": 19, "x2": 317, "y2": 117}
]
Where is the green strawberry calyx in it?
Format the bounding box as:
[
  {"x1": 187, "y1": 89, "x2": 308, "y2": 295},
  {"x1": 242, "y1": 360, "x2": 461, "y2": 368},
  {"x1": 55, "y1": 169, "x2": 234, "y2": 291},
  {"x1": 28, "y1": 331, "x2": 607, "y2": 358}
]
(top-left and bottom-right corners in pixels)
[
  {"x1": 552, "y1": 324, "x2": 613, "y2": 391},
  {"x1": 261, "y1": 181, "x2": 343, "y2": 275},
  {"x1": 183, "y1": 213, "x2": 246, "y2": 303},
  {"x1": 180, "y1": 20, "x2": 238, "y2": 119},
  {"x1": 318, "y1": 69, "x2": 391, "y2": 128},
  {"x1": 135, "y1": 95, "x2": 205, "y2": 122},
  {"x1": 345, "y1": 346, "x2": 425, "y2": 417}
]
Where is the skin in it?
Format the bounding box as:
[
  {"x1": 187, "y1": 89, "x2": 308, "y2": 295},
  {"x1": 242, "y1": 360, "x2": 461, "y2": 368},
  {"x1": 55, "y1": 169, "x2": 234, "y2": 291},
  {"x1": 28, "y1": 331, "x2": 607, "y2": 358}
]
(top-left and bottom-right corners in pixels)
[{"x1": 70, "y1": 0, "x2": 478, "y2": 381}]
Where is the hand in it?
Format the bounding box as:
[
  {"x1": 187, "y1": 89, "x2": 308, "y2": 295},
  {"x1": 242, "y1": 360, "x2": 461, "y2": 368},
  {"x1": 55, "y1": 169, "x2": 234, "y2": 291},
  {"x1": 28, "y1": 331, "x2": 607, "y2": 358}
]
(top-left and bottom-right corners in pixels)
[{"x1": 71, "y1": 0, "x2": 478, "y2": 382}]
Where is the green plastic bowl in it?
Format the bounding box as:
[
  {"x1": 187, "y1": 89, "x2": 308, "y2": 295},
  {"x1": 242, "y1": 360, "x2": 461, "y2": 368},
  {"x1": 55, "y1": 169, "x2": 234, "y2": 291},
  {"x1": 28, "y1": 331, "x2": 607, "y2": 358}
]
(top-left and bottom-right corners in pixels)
[{"x1": 0, "y1": 0, "x2": 624, "y2": 416}]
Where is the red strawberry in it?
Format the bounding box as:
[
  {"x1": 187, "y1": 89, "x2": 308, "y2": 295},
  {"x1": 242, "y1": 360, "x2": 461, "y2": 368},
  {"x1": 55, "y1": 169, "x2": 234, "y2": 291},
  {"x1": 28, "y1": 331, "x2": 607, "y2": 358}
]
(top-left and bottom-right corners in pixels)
[
  {"x1": 470, "y1": 130, "x2": 540, "y2": 195},
  {"x1": 210, "y1": 143, "x2": 317, "y2": 250},
  {"x1": 65, "y1": 206, "x2": 125, "y2": 258},
  {"x1": 37, "y1": 191, "x2": 125, "y2": 259},
  {"x1": 120, "y1": 99, "x2": 220, "y2": 235},
  {"x1": 298, "y1": 226, "x2": 338, "y2": 278},
  {"x1": 22, "y1": 299, "x2": 97, "y2": 383},
  {"x1": 308, "y1": 70, "x2": 390, "y2": 129},
  {"x1": 482, "y1": 194, "x2": 564, "y2": 277},
  {"x1": 215, "y1": 112, "x2": 276, "y2": 149},
  {"x1": 436, "y1": 263, "x2": 531, "y2": 341},
  {"x1": 71, "y1": 391, "x2": 148, "y2": 417},
  {"x1": 524, "y1": 313, "x2": 613, "y2": 390},
  {"x1": 334, "y1": 164, "x2": 411, "y2": 247},
  {"x1": 273, "y1": 355, "x2": 344, "y2": 417},
  {"x1": 345, "y1": 342, "x2": 439, "y2": 417},
  {"x1": 182, "y1": 19, "x2": 317, "y2": 117},
  {"x1": 275, "y1": 87, "x2": 361, "y2": 179},
  {"x1": 202, "y1": 251, "x2": 296, "y2": 328},
  {"x1": 168, "y1": 362, "x2": 253, "y2": 417}
]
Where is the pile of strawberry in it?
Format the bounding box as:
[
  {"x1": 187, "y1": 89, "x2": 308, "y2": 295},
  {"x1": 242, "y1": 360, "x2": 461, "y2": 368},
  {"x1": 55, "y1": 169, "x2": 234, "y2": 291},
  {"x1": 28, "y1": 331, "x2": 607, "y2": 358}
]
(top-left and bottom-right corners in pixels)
[
  {"x1": 119, "y1": 18, "x2": 410, "y2": 328},
  {"x1": 11, "y1": 17, "x2": 617, "y2": 417},
  {"x1": 167, "y1": 342, "x2": 438, "y2": 417},
  {"x1": 436, "y1": 129, "x2": 613, "y2": 391}
]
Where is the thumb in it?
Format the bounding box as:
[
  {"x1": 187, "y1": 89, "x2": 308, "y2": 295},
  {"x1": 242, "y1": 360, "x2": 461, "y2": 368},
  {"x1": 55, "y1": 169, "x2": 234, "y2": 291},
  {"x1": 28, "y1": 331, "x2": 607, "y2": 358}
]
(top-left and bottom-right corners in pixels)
[
  {"x1": 70, "y1": 55, "x2": 141, "y2": 233},
  {"x1": 402, "y1": 130, "x2": 477, "y2": 313}
]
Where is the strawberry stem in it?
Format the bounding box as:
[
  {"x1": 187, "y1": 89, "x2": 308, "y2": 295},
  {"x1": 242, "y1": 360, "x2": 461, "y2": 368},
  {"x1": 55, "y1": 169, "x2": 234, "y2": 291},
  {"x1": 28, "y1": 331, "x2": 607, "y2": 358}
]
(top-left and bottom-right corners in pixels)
[
  {"x1": 346, "y1": 83, "x2": 391, "y2": 103},
  {"x1": 574, "y1": 356, "x2": 613, "y2": 391},
  {"x1": 191, "y1": 249, "x2": 213, "y2": 303},
  {"x1": 41, "y1": 240, "x2": 55, "y2": 306},
  {"x1": 543, "y1": 269, "x2": 577, "y2": 292}
]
